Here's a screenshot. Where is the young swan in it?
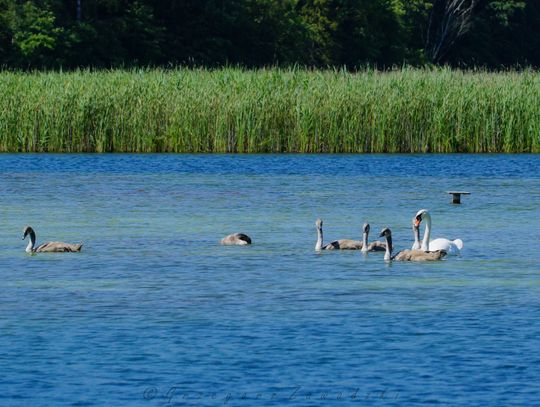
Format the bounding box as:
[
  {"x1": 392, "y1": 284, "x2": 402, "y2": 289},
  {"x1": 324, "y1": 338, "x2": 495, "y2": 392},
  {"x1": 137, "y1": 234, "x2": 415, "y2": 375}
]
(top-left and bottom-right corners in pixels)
[
  {"x1": 360, "y1": 223, "x2": 386, "y2": 253},
  {"x1": 315, "y1": 218, "x2": 362, "y2": 251},
  {"x1": 220, "y1": 233, "x2": 252, "y2": 245},
  {"x1": 22, "y1": 226, "x2": 83, "y2": 253},
  {"x1": 378, "y1": 227, "x2": 446, "y2": 262}
]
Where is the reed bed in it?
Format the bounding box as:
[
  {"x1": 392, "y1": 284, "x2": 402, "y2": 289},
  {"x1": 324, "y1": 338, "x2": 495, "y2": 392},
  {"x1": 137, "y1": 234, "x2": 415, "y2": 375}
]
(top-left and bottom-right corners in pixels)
[{"x1": 0, "y1": 67, "x2": 538, "y2": 153}]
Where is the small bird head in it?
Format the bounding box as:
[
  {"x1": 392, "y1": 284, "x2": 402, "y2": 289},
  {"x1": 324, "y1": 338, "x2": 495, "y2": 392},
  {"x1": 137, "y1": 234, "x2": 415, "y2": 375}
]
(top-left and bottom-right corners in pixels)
[
  {"x1": 414, "y1": 209, "x2": 428, "y2": 227},
  {"x1": 22, "y1": 226, "x2": 33, "y2": 240},
  {"x1": 379, "y1": 227, "x2": 391, "y2": 238}
]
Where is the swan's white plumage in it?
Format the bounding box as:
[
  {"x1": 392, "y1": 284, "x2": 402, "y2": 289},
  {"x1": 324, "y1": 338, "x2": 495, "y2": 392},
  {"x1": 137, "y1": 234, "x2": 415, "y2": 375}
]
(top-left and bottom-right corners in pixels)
[
  {"x1": 429, "y1": 238, "x2": 463, "y2": 254},
  {"x1": 411, "y1": 218, "x2": 421, "y2": 250},
  {"x1": 453, "y1": 239, "x2": 464, "y2": 251},
  {"x1": 415, "y1": 209, "x2": 463, "y2": 256}
]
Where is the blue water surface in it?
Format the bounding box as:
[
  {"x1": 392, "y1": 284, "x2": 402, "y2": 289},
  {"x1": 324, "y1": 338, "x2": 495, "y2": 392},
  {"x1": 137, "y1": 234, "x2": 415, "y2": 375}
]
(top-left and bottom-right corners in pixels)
[{"x1": 0, "y1": 154, "x2": 539, "y2": 406}]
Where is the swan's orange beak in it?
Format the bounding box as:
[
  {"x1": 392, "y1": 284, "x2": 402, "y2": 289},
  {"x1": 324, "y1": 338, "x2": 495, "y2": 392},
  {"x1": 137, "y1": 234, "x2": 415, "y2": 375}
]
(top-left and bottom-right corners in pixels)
[{"x1": 414, "y1": 218, "x2": 421, "y2": 227}]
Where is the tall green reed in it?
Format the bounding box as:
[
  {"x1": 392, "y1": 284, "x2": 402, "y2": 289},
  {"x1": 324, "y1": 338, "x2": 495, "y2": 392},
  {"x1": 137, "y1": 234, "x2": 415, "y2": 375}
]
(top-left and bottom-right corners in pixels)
[{"x1": 0, "y1": 67, "x2": 538, "y2": 153}]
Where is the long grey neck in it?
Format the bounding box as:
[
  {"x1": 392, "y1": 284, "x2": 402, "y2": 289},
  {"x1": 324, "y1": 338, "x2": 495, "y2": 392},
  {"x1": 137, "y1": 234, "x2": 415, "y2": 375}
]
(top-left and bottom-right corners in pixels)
[
  {"x1": 361, "y1": 230, "x2": 369, "y2": 252},
  {"x1": 26, "y1": 230, "x2": 36, "y2": 253},
  {"x1": 315, "y1": 227, "x2": 323, "y2": 251},
  {"x1": 384, "y1": 235, "x2": 392, "y2": 261}
]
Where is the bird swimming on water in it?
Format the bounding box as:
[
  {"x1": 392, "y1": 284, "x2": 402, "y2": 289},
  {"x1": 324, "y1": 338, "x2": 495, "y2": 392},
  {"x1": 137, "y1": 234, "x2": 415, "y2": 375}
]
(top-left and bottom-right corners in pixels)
[
  {"x1": 220, "y1": 233, "x2": 252, "y2": 245},
  {"x1": 378, "y1": 227, "x2": 446, "y2": 262},
  {"x1": 22, "y1": 226, "x2": 83, "y2": 253}
]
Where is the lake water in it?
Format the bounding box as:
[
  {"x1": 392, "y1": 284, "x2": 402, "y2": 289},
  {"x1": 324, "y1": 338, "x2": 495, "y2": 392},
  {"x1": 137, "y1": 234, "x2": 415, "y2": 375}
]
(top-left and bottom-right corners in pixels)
[{"x1": 1, "y1": 154, "x2": 539, "y2": 406}]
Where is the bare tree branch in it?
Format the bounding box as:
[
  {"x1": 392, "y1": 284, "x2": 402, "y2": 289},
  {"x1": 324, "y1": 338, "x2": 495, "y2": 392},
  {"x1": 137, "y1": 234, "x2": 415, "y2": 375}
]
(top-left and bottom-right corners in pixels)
[{"x1": 426, "y1": 0, "x2": 481, "y2": 63}]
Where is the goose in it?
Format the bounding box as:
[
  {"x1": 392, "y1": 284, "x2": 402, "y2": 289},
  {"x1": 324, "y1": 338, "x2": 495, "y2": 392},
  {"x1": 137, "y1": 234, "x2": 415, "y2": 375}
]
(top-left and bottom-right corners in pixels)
[
  {"x1": 22, "y1": 226, "x2": 82, "y2": 253},
  {"x1": 315, "y1": 218, "x2": 362, "y2": 251},
  {"x1": 220, "y1": 233, "x2": 252, "y2": 245},
  {"x1": 415, "y1": 209, "x2": 463, "y2": 255},
  {"x1": 361, "y1": 223, "x2": 386, "y2": 253},
  {"x1": 379, "y1": 227, "x2": 446, "y2": 262}
]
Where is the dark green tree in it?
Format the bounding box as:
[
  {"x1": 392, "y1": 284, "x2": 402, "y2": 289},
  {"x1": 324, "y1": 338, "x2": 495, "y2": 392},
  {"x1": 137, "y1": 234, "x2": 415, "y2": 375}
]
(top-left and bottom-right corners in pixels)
[
  {"x1": 7, "y1": 1, "x2": 64, "y2": 68},
  {"x1": 0, "y1": 0, "x2": 538, "y2": 69}
]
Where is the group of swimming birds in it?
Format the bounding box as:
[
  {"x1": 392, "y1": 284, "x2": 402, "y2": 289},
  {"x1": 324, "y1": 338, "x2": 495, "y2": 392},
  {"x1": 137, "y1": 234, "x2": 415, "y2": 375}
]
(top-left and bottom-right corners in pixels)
[
  {"x1": 220, "y1": 208, "x2": 464, "y2": 262},
  {"x1": 22, "y1": 209, "x2": 463, "y2": 262},
  {"x1": 314, "y1": 208, "x2": 463, "y2": 261}
]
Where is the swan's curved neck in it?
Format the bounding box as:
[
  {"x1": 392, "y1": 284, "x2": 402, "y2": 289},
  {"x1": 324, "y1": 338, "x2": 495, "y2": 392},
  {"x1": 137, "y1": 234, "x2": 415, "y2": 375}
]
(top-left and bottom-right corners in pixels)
[
  {"x1": 26, "y1": 230, "x2": 36, "y2": 253},
  {"x1": 412, "y1": 225, "x2": 420, "y2": 250},
  {"x1": 421, "y1": 213, "x2": 431, "y2": 251},
  {"x1": 384, "y1": 235, "x2": 392, "y2": 261},
  {"x1": 361, "y1": 230, "x2": 369, "y2": 252},
  {"x1": 315, "y1": 227, "x2": 323, "y2": 251}
]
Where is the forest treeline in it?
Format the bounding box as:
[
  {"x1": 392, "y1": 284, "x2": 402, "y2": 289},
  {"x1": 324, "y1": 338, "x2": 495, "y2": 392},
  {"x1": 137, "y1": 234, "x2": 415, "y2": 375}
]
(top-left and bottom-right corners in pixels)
[{"x1": 0, "y1": 0, "x2": 539, "y2": 70}]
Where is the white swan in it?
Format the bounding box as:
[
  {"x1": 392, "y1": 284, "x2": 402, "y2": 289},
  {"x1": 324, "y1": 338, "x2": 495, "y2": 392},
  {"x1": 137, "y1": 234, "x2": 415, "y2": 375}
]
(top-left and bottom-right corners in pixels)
[{"x1": 415, "y1": 209, "x2": 463, "y2": 255}]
